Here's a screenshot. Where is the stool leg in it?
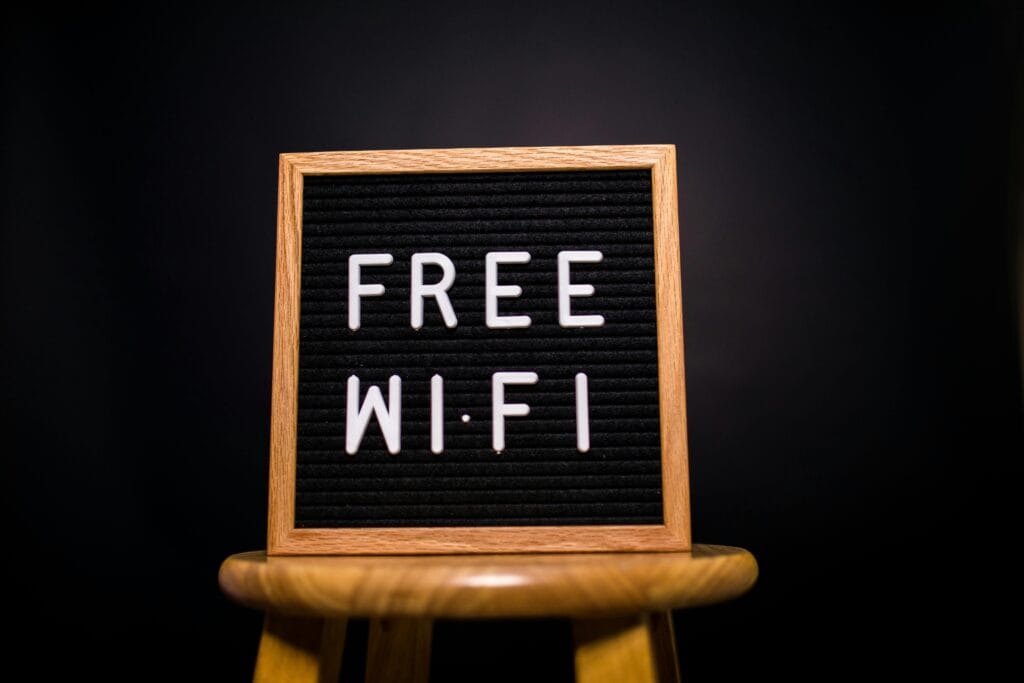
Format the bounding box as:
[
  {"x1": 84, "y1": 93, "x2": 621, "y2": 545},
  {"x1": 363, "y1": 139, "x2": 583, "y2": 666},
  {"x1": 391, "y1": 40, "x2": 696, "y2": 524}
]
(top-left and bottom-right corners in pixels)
[
  {"x1": 573, "y1": 615, "x2": 659, "y2": 683},
  {"x1": 365, "y1": 618, "x2": 433, "y2": 683},
  {"x1": 253, "y1": 613, "x2": 347, "y2": 683},
  {"x1": 649, "y1": 611, "x2": 681, "y2": 683}
]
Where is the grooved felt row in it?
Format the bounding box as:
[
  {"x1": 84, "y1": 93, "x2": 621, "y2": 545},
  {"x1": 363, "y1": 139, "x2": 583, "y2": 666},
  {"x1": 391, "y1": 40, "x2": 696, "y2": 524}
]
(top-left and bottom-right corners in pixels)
[{"x1": 296, "y1": 169, "x2": 662, "y2": 528}]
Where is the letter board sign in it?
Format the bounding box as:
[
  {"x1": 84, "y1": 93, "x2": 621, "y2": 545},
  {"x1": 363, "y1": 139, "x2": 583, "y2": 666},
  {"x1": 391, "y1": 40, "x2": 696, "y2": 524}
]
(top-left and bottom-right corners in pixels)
[{"x1": 268, "y1": 145, "x2": 689, "y2": 554}]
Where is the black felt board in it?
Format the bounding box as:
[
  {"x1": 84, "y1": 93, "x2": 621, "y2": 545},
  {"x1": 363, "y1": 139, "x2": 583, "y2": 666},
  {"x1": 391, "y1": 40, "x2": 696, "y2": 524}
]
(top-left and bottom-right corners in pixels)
[{"x1": 296, "y1": 169, "x2": 663, "y2": 527}]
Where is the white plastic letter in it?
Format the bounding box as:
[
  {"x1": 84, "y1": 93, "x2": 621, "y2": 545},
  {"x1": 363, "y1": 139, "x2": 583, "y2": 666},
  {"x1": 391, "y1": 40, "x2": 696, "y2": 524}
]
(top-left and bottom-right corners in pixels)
[
  {"x1": 492, "y1": 371, "x2": 539, "y2": 452},
  {"x1": 411, "y1": 253, "x2": 458, "y2": 329},
  {"x1": 575, "y1": 372, "x2": 590, "y2": 453},
  {"x1": 348, "y1": 253, "x2": 393, "y2": 331},
  {"x1": 345, "y1": 375, "x2": 401, "y2": 454},
  {"x1": 557, "y1": 250, "x2": 605, "y2": 327},
  {"x1": 485, "y1": 251, "x2": 532, "y2": 328},
  {"x1": 430, "y1": 374, "x2": 444, "y2": 454}
]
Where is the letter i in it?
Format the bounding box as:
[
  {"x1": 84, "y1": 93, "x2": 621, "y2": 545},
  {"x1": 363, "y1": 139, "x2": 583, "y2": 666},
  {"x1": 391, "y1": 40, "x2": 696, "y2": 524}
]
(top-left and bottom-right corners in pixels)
[
  {"x1": 575, "y1": 373, "x2": 590, "y2": 453},
  {"x1": 431, "y1": 374, "x2": 444, "y2": 454}
]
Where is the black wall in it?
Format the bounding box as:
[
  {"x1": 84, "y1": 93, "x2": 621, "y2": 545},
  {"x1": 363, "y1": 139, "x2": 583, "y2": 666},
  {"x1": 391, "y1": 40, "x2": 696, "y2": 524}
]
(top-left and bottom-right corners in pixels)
[{"x1": 2, "y1": 2, "x2": 1020, "y2": 680}]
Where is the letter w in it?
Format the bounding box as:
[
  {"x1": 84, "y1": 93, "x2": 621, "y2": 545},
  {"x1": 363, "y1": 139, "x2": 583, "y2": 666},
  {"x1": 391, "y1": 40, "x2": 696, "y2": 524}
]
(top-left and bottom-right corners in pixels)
[{"x1": 345, "y1": 375, "x2": 401, "y2": 454}]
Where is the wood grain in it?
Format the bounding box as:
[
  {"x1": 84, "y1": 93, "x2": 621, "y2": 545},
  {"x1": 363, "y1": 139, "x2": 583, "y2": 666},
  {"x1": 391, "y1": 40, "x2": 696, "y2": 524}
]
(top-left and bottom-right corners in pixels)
[
  {"x1": 267, "y1": 154, "x2": 303, "y2": 554},
  {"x1": 651, "y1": 146, "x2": 691, "y2": 550},
  {"x1": 220, "y1": 544, "x2": 757, "y2": 619},
  {"x1": 272, "y1": 525, "x2": 686, "y2": 556},
  {"x1": 573, "y1": 616, "x2": 656, "y2": 683},
  {"x1": 284, "y1": 145, "x2": 670, "y2": 175},
  {"x1": 365, "y1": 619, "x2": 433, "y2": 683},
  {"x1": 267, "y1": 144, "x2": 690, "y2": 555},
  {"x1": 253, "y1": 613, "x2": 346, "y2": 683}
]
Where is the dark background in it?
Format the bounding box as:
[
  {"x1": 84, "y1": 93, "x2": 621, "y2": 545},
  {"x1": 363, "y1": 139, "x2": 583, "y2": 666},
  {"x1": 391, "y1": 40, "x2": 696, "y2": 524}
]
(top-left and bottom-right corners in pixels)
[{"x1": 2, "y1": 1, "x2": 1021, "y2": 680}]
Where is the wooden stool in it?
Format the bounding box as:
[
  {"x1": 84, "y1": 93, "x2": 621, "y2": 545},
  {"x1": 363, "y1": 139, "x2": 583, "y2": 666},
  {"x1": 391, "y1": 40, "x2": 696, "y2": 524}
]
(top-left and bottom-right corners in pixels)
[{"x1": 219, "y1": 544, "x2": 757, "y2": 682}]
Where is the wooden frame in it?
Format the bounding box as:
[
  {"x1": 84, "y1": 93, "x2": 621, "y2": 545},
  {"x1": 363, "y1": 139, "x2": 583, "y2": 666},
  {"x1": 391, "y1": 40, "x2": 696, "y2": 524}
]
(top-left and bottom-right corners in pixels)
[{"x1": 268, "y1": 145, "x2": 689, "y2": 555}]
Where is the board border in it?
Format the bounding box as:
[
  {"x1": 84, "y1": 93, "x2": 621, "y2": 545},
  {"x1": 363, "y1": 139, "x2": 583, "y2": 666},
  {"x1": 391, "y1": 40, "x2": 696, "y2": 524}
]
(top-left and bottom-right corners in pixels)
[{"x1": 268, "y1": 145, "x2": 690, "y2": 555}]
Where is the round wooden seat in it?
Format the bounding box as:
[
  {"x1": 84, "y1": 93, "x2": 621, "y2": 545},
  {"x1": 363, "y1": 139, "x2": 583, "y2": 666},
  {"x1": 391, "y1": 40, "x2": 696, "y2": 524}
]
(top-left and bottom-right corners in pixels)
[
  {"x1": 219, "y1": 545, "x2": 757, "y2": 682},
  {"x1": 220, "y1": 544, "x2": 757, "y2": 619}
]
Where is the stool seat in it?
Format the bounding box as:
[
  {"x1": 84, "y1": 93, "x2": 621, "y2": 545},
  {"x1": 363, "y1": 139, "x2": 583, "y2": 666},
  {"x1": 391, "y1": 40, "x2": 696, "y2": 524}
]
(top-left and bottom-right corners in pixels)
[
  {"x1": 220, "y1": 544, "x2": 757, "y2": 682},
  {"x1": 220, "y1": 544, "x2": 756, "y2": 619}
]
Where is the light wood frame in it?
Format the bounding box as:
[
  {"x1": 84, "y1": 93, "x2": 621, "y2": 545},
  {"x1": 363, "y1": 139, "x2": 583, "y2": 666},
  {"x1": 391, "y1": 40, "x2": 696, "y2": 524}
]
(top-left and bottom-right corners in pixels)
[{"x1": 268, "y1": 145, "x2": 689, "y2": 555}]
